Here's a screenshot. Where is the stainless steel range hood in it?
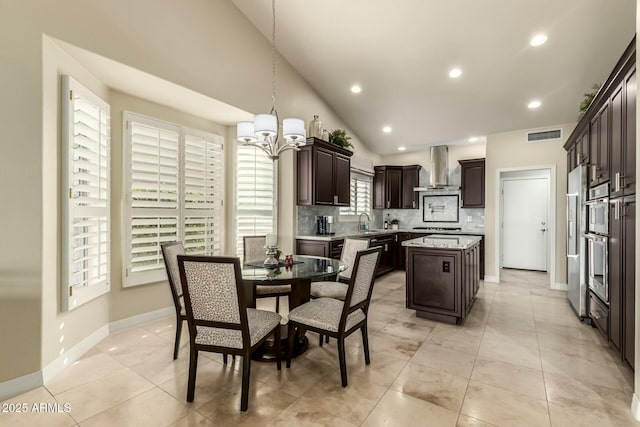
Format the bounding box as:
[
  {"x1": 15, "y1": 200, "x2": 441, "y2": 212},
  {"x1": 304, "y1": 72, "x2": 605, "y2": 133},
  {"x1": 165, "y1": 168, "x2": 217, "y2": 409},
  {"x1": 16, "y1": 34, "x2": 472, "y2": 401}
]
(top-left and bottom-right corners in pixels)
[{"x1": 414, "y1": 145, "x2": 460, "y2": 191}]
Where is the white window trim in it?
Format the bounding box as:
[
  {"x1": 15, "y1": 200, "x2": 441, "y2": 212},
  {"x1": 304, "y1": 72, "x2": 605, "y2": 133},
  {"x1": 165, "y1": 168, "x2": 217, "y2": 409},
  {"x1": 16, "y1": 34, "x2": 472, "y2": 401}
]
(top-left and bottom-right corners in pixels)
[
  {"x1": 122, "y1": 112, "x2": 225, "y2": 287},
  {"x1": 61, "y1": 75, "x2": 111, "y2": 310}
]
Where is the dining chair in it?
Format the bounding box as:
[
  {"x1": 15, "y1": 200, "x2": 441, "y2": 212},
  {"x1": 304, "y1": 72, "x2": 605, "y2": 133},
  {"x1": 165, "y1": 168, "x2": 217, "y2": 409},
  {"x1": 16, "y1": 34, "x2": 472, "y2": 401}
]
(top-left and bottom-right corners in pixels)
[
  {"x1": 178, "y1": 255, "x2": 282, "y2": 411},
  {"x1": 286, "y1": 246, "x2": 382, "y2": 387},
  {"x1": 243, "y1": 235, "x2": 291, "y2": 313},
  {"x1": 160, "y1": 241, "x2": 188, "y2": 360},
  {"x1": 310, "y1": 237, "x2": 369, "y2": 346}
]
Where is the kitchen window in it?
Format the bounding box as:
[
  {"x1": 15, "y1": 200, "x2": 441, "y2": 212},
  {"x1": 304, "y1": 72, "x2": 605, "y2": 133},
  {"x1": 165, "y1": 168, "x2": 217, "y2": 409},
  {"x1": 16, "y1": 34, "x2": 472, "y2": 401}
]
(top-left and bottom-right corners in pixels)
[
  {"x1": 340, "y1": 172, "x2": 372, "y2": 218},
  {"x1": 123, "y1": 112, "x2": 224, "y2": 287}
]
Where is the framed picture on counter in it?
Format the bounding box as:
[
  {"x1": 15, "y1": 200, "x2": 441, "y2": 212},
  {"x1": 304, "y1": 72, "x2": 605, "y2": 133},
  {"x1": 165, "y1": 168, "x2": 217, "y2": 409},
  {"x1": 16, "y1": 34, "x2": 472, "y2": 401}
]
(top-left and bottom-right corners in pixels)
[{"x1": 422, "y1": 194, "x2": 459, "y2": 222}]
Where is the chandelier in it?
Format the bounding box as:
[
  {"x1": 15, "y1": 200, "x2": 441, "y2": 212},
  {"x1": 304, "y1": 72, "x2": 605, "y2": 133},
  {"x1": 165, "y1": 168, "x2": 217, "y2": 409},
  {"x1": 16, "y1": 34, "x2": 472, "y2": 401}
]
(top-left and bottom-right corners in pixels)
[{"x1": 236, "y1": 0, "x2": 306, "y2": 160}]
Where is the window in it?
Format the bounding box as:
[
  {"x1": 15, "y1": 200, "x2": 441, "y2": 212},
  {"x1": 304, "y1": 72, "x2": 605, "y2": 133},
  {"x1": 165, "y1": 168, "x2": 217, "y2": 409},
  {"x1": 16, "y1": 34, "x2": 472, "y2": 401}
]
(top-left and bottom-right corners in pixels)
[
  {"x1": 123, "y1": 112, "x2": 224, "y2": 287},
  {"x1": 340, "y1": 172, "x2": 372, "y2": 218},
  {"x1": 61, "y1": 76, "x2": 111, "y2": 310},
  {"x1": 234, "y1": 145, "x2": 276, "y2": 257}
]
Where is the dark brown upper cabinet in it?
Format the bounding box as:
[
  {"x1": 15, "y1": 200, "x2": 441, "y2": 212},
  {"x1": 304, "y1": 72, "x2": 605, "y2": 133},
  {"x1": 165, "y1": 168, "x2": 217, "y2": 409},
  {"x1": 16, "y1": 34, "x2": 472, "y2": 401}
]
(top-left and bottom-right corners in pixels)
[
  {"x1": 612, "y1": 68, "x2": 637, "y2": 198},
  {"x1": 296, "y1": 137, "x2": 353, "y2": 206},
  {"x1": 373, "y1": 165, "x2": 421, "y2": 209},
  {"x1": 459, "y1": 158, "x2": 485, "y2": 208}
]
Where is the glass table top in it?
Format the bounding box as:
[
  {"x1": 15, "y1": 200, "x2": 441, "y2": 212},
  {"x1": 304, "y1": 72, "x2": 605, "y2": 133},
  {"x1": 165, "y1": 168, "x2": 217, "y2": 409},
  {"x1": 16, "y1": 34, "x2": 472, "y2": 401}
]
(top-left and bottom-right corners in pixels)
[{"x1": 241, "y1": 255, "x2": 345, "y2": 282}]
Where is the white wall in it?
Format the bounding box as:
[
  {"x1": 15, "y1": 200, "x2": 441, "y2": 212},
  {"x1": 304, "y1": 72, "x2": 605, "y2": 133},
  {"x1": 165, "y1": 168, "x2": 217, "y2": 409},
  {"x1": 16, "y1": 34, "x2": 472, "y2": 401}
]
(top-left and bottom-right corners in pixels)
[
  {"x1": 485, "y1": 124, "x2": 575, "y2": 285},
  {"x1": 0, "y1": 0, "x2": 379, "y2": 385}
]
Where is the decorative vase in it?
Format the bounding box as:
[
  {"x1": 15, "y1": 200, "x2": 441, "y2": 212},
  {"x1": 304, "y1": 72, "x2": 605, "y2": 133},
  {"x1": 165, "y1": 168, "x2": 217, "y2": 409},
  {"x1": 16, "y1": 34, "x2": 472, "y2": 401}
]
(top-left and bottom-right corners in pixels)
[
  {"x1": 308, "y1": 115, "x2": 322, "y2": 139},
  {"x1": 321, "y1": 129, "x2": 330, "y2": 142}
]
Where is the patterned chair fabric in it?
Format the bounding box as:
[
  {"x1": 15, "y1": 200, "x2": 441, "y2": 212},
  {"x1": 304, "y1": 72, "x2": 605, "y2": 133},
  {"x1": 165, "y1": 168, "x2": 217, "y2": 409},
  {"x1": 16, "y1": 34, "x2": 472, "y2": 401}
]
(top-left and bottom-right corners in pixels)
[
  {"x1": 286, "y1": 247, "x2": 382, "y2": 388},
  {"x1": 178, "y1": 255, "x2": 282, "y2": 411},
  {"x1": 288, "y1": 298, "x2": 365, "y2": 333},
  {"x1": 310, "y1": 237, "x2": 368, "y2": 300},
  {"x1": 338, "y1": 238, "x2": 370, "y2": 281}
]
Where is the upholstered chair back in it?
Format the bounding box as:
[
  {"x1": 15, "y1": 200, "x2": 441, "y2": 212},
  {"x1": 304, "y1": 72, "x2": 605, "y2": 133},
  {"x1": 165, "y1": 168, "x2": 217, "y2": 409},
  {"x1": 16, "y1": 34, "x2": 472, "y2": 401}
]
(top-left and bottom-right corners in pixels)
[
  {"x1": 179, "y1": 257, "x2": 242, "y2": 325},
  {"x1": 162, "y1": 241, "x2": 185, "y2": 300},
  {"x1": 347, "y1": 248, "x2": 381, "y2": 308},
  {"x1": 339, "y1": 238, "x2": 369, "y2": 280},
  {"x1": 243, "y1": 235, "x2": 267, "y2": 259}
]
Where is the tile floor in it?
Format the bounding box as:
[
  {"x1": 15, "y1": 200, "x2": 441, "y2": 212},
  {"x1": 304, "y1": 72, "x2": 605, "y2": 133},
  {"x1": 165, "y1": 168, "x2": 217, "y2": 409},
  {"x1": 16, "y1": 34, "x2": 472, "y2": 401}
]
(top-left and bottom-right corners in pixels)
[{"x1": 2, "y1": 269, "x2": 640, "y2": 426}]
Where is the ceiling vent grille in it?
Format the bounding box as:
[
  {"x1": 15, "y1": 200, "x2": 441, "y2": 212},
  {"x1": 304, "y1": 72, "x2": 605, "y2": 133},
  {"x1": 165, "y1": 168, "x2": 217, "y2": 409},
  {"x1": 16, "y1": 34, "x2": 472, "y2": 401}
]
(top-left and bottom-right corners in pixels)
[{"x1": 526, "y1": 129, "x2": 562, "y2": 143}]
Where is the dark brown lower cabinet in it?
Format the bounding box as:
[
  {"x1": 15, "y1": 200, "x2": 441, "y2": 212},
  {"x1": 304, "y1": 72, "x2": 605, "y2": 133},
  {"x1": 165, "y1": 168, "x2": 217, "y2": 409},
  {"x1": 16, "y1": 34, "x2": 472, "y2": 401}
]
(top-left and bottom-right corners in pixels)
[
  {"x1": 395, "y1": 232, "x2": 412, "y2": 270},
  {"x1": 369, "y1": 235, "x2": 395, "y2": 275},
  {"x1": 406, "y1": 242, "x2": 480, "y2": 324},
  {"x1": 623, "y1": 198, "x2": 636, "y2": 369},
  {"x1": 609, "y1": 200, "x2": 622, "y2": 351},
  {"x1": 590, "y1": 292, "x2": 609, "y2": 340}
]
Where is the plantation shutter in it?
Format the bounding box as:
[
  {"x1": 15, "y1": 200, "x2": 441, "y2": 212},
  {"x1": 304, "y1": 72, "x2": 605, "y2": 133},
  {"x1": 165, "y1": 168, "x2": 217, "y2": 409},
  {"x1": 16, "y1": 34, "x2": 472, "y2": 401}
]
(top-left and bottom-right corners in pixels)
[
  {"x1": 183, "y1": 132, "x2": 224, "y2": 256},
  {"x1": 61, "y1": 76, "x2": 111, "y2": 311},
  {"x1": 235, "y1": 145, "x2": 275, "y2": 257},
  {"x1": 125, "y1": 116, "x2": 180, "y2": 286},
  {"x1": 340, "y1": 172, "x2": 372, "y2": 217}
]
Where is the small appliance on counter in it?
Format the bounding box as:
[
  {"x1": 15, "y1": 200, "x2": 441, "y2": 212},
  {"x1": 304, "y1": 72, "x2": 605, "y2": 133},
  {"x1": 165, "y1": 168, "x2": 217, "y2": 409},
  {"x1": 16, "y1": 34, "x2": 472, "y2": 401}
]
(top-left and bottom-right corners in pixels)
[{"x1": 315, "y1": 215, "x2": 334, "y2": 235}]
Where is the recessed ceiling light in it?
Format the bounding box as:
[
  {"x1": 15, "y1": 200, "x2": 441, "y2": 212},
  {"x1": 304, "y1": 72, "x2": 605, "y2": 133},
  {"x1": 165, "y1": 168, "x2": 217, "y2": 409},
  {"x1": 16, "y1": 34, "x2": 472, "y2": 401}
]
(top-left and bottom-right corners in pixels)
[
  {"x1": 350, "y1": 84, "x2": 362, "y2": 94},
  {"x1": 382, "y1": 126, "x2": 392, "y2": 133},
  {"x1": 398, "y1": 146, "x2": 406, "y2": 151},
  {"x1": 449, "y1": 68, "x2": 462, "y2": 79},
  {"x1": 468, "y1": 137, "x2": 479, "y2": 142},
  {"x1": 528, "y1": 100, "x2": 542, "y2": 109},
  {"x1": 530, "y1": 34, "x2": 548, "y2": 47}
]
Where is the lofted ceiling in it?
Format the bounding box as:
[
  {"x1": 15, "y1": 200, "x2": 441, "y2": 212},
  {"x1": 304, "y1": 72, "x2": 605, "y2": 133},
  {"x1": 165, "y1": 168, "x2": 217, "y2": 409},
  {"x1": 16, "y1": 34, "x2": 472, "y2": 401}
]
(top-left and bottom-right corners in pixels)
[{"x1": 232, "y1": 0, "x2": 636, "y2": 154}]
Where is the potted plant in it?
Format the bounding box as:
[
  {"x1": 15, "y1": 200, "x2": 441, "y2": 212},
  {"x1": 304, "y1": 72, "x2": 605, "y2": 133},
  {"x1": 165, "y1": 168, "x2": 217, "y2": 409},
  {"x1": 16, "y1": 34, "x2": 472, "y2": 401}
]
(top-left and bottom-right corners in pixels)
[
  {"x1": 328, "y1": 129, "x2": 354, "y2": 150},
  {"x1": 578, "y1": 83, "x2": 600, "y2": 119}
]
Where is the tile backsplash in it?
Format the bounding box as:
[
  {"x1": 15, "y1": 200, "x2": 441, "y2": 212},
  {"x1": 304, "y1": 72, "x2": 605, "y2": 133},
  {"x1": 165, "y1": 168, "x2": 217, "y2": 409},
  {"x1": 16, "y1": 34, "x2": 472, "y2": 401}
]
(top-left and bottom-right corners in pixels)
[
  {"x1": 384, "y1": 191, "x2": 484, "y2": 230},
  {"x1": 297, "y1": 205, "x2": 383, "y2": 235}
]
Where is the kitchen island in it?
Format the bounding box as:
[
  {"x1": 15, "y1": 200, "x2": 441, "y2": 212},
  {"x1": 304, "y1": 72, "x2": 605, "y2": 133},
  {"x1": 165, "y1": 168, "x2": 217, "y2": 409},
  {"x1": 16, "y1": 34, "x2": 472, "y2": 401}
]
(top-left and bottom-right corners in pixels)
[{"x1": 402, "y1": 235, "x2": 481, "y2": 324}]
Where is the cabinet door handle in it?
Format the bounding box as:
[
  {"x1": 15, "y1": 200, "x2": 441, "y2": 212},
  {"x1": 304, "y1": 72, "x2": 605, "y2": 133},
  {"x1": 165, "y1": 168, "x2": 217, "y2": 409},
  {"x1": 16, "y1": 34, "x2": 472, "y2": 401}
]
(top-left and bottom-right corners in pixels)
[
  {"x1": 384, "y1": 243, "x2": 388, "y2": 252},
  {"x1": 412, "y1": 200, "x2": 416, "y2": 209},
  {"x1": 395, "y1": 235, "x2": 398, "y2": 243},
  {"x1": 387, "y1": 200, "x2": 390, "y2": 208},
  {"x1": 615, "y1": 172, "x2": 620, "y2": 192},
  {"x1": 333, "y1": 195, "x2": 338, "y2": 204}
]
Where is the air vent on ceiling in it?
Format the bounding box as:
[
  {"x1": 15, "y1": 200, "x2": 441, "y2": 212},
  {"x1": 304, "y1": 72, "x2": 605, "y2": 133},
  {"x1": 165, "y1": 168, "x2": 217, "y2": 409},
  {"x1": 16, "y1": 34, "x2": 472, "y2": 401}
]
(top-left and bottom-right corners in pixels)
[{"x1": 526, "y1": 129, "x2": 562, "y2": 143}]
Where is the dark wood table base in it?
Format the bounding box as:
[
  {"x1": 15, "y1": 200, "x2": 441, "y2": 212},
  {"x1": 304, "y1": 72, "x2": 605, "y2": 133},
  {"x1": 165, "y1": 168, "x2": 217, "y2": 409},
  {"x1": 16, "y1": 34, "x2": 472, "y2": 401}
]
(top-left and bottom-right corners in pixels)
[{"x1": 252, "y1": 324, "x2": 309, "y2": 362}]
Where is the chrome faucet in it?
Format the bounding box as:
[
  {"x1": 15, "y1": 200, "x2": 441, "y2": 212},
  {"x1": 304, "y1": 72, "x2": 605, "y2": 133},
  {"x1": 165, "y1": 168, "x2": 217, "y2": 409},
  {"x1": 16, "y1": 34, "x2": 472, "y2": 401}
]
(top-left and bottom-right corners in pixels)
[{"x1": 358, "y1": 212, "x2": 371, "y2": 232}]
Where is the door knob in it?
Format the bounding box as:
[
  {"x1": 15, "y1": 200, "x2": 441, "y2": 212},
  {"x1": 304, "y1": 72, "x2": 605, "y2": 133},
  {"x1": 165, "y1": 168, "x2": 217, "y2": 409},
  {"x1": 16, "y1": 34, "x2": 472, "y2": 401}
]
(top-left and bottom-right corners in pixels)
[{"x1": 540, "y1": 229, "x2": 547, "y2": 232}]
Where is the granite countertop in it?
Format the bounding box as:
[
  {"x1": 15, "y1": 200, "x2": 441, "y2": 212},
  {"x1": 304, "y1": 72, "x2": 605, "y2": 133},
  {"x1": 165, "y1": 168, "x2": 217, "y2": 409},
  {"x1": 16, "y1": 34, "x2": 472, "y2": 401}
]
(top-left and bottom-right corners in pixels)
[
  {"x1": 401, "y1": 234, "x2": 482, "y2": 250},
  {"x1": 296, "y1": 228, "x2": 484, "y2": 242}
]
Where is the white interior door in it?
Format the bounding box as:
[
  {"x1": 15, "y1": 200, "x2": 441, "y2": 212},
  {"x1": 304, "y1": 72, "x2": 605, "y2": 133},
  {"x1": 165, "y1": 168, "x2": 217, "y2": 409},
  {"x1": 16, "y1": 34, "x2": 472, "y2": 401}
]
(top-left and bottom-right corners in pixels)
[{"x1": 502, "y1": 178, "x2": 549, "y2": 271}]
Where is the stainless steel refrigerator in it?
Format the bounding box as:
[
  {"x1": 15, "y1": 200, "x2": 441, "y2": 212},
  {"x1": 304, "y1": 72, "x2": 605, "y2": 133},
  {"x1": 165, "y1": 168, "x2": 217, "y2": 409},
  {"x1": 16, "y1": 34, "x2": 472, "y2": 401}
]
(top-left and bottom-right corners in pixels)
[{"x1": 567, "y1": 165, "x2": 588, "y2": 318}]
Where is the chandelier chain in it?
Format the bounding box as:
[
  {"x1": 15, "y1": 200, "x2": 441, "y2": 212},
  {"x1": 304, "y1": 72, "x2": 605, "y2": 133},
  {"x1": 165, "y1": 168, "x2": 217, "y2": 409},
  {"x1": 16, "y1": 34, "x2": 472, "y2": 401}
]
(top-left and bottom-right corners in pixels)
[{"x1": 271, "y1": 0, "x2": 277, "y2": 109}]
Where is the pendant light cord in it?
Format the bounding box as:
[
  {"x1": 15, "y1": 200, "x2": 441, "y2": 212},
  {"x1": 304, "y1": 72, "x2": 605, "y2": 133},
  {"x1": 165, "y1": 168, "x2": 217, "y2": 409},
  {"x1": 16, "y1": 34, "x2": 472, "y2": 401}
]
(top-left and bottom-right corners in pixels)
[{"x1": 271, "y1": 0, "x2": 277, "y2": 111}]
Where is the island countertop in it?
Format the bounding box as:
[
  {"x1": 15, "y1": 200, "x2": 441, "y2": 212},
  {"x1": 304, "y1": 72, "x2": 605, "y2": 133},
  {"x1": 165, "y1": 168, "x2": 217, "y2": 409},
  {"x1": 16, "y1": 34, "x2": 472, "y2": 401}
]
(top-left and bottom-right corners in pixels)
[{"x1": 401, "y1": 234, "x2": 482, "y2": 250}]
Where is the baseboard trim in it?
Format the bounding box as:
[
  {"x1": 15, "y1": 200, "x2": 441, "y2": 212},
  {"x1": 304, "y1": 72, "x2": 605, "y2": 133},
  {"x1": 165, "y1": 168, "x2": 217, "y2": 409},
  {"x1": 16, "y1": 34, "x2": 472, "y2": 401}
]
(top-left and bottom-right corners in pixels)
[
  {"x1": 0, "y1": 305, "x2": 174, "y2": 401},
  {"x1": 632, "y1": 393, "x2": 640, "y2": 420},
  {"x1": 42, "y1": 324, "x2": 110, "y2": 385},
  {"x1": 109, "y1": 306, "x2": 174, "y2": 333},
  {"x1": 0, "y1": 371, "x2": 43, "y2": 401},
  {"x1": 551, "y1": 282, "x2": 568, "y2": 291},
  {"x1": 483, "y1": 275, "x2": 499, "y2": 283}
]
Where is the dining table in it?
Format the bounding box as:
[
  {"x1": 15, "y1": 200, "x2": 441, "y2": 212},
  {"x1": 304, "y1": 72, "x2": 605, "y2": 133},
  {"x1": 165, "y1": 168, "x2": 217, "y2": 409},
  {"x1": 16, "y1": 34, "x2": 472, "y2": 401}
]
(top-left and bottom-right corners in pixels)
[{"x1": 241, "y1": 254, "x2": 346, "y2": 361}]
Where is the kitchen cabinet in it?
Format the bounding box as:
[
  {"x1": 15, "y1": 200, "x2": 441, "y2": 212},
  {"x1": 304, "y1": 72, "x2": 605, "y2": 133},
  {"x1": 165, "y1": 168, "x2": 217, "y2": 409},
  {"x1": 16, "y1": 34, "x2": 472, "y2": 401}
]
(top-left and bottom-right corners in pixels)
[
  {"x1": 295, "y1": 239, "x2": 345, "y2": 260},
  {"x1": 402, "y1": 166, "x2": 421, "y2": 209},
  {"x1": 577, "y1": 128, "x2": 590, "y2": 166},
  {"x1": 406, "y1": 241, "x2": 479, "y2": 324},
  {"x1": 296, "y1": 137, "x2": 352, "y2": 207},
  {"x1": 459, "y1": 158, "x2": 485, "y2": 208},
  {"x1": 609, "y1": 196, "x2": 636, "y2": 368},
  {"x1": 373, "y1": 165, "x2": 421, "y2": 209},
  {"x1": 612, "y1": 68, "x2": 637, "y2": 198},
  {"x1": 369, "y1": 234, "x2": 395, "y2": 275},
  {"x1": 395, "y1": 232, "x2": 412, "y2": 270},
  {"x1": 568, "y1": 146, "x2": 577, "y2": 172},
  {"x1": 590, "y1": 291, "x2": 609, "y2": 340},
  {"x1": 588, "y1": 102, "x2": 610, "y2": 187}
]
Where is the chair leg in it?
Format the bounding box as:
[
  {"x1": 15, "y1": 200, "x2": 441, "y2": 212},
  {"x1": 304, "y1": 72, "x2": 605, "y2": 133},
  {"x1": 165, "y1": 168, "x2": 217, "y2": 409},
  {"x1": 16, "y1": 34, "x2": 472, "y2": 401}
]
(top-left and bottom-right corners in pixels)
[
  {"x1": 186, "y1": 348, "x2": 198, "y2": 402},
  {"x1": 223, "y1": 354, "x2": 228, "y2": 365},
  {"x1": 361, "y1": 324, "x2": 371, "y2": 365},
  {"x1": 173, "y1": 317, "x2": 183, "y2": 360},
  {"x1": 319, "y1": 333, "x2": 323, "y2": 347},
  {"x1": 326, "y1": 335, "x2": 330, "y2": 344},
  {"x1": 338, "y1": 337, "x2": 348, "y2": 387},
  {"x1": 240, "y1": 352, "x2": 251, "y2": 412},
  {"x1": 286, "y1": 322, "x2": 295, "y2": 368},
  {"x1": 275, "y1": 296, "x2": 280, "y2": 313},
  {"x1": 274, "y1": 324, "x2": 282, "y2": 371}
]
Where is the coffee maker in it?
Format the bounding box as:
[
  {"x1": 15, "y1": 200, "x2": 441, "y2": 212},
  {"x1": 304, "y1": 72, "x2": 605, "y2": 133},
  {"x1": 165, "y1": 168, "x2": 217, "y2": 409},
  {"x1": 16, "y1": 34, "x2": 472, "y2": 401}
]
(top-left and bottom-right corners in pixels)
[{"x1": 315, "y1": 215, "x2": 334, "y2": 235}]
